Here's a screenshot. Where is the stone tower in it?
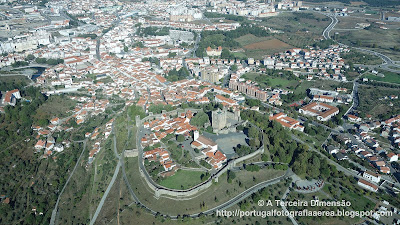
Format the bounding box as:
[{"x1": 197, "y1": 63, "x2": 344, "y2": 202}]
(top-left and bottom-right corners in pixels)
[
  {"x1": 234, "y1": 108, "x2": 241, "y2": 121},
  {"x1": 212, "y1": 108, "x2": 227, "y2": 132}
]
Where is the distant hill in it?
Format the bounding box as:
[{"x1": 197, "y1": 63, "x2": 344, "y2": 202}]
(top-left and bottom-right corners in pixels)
[{"x1": 305, "y1": 0, "x2": 400, "y2": 7}]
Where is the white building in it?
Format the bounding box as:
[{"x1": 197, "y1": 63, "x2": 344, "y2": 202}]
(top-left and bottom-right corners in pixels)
[{"x1": 363, "y1": 171, "x2": 381, "y2": 183}]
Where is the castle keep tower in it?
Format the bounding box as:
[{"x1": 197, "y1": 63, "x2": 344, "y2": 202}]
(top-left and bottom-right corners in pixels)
[{"x1": 212, "y1": 108, "x2": 227, "y2": 132}]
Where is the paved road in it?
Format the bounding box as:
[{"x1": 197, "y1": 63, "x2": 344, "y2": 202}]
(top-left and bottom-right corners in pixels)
[
  {"x1": 280, "y1": 185, "x2": 298, "y2": 225},
  {"x1": 200, "y1": 170, "x2": 292, "y2": 216},
  {"x1": 89, "y1": 160, "x2": 121, "y2": 225},
  {"x1": 50, "y1": 140, "x2": 88, "y2": 225},
  {"x1": 290, "y1": 134, "x2": 400, "y2": 191},
  {"x1": 88, "y1": 122, "x2": 124, "y2": 224},
  {"x1": 322, "y1": 12, "x2": 338, "y2": 40},
  {"x1": 319, "y1": 12, "x2": 400, "y2": 73},
  {"x1": 119, "y1": 120, "x2": 292, "y2": 218}
]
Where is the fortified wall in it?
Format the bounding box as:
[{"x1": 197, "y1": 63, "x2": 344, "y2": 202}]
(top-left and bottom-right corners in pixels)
[{"x1": 135, "y1": 108, "x2": 264, "y2": 199}]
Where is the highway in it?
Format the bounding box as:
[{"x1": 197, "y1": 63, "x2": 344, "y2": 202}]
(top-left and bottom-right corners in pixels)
[
  {"x1": 322, "y1": 12, "x2": 338, "y2": 40},
  {"x1": 320, "y1": 12, "x2": 400, "y2": 73}
]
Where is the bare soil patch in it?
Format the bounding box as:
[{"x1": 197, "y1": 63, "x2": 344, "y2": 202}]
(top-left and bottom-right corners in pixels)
[{"x1": 244, "y1": 39, "x2": 291, "y2": 50}]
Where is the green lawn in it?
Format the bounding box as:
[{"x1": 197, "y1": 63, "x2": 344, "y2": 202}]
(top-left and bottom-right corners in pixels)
[
  {"x1": 159, "y1": 169, "x2": 205, "y2": 190},
  {"x1": 363, "y1": 71, "x2": 400, "y2": 84},
  {"x1": 340, "y1": 189, "x2": 374, "y2": 211},
  {"x1": 115, "y1": 115, "x2": 128, "y2": 153},
  {"x1": 126, "y1": 156, "x2": 285, "y2": 215},
  {"x1": 232, "y1": 52, "x2": 247, "y2": 59},
  {"x1": 243, "y1": 72, "x2": 299, "y2": 89},
  {"x1": 126, "y1": 126, "x2": 137, "y2": 149}
]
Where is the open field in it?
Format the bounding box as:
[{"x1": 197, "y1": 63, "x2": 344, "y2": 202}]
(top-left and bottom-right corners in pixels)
[
  {"x1": 87, "y1": 138, "x2": 119, "y2": 217},
  {"x1": 95, "y1": 171, "x2": 134, "y2": 225},
  {"x1": 232, "y1": 51, "x2": 247, "y2": 59},
  {"x1": 0, "y1": 75, "x2": 30, "y2": 91},
  {"x1": 57, "y1": 159, "x2": 92, "y2": 225},
  {"x1": 126, "y1": 126, "x2": 137, "y2": 149},
  {"x1": 234, "y1": 35, "x2": 293, "y2": 59},
  {"x1": 34, "y1": 95, "x2": 77, "y2": 121},
  {"x1": 242, "y1": 72, "x2": 299, "y2": 89},
  {"x1": 235, "y1": 34, "x2": 272, "y2": 46},
  {"x1": 159, "y1": 169, "x2": 206, "y2": 190},
  {"x1": 336, "y1": 27, "x2": 400, "y2": 61},
  {"x1": 274, "y1": 31, "x2": 319, "y2": 49},
  {"x1": 244, "y1": 39, "x2": 291, "y2": 50},
  {"x1": 125, "y1": 157, "x2": 285, "y2": 215},
  {"x1": 225, "y1": 179, "x2": 291, "y2": 224},
  {"x1": 342, "y1": 50, "x2": 383, "y2": 65},
  {"x1": 363, "y1": 71, "x2": 400, "y2": 84},
  {"x1": 350, "y1": 1, "x2": 367, "y2": 6},
  {"x1": 334, "y1": 16, "x2": 373, "y2": 29},
  {"x1": 260, "y1": 11, "x2": 330, "y2": 36},
  {"x1": 258, "y1": 12, "x2": 330, "y2": 48},
  {"x1": 358, "y1": 85, "x2": 400, "y2": 119},
  {"x1": 115, "y1": 115, "x2": 128, "y2": 154},
  {"x1": 294, "y1": 79, "x2": 353, "y2": 94}
]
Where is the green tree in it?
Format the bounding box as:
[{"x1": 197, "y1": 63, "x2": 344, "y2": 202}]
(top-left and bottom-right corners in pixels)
[
  {"x1": 248, "y1": 126, "x2": 259, "y2": 139},
  {"x1": 227, "y1": 170, "x2": 236, "y2": 183},
  {"x1": 190, "y1": 111, "x2": 209, "y2": 127},
  {"x1": 221, "y1": 48, "x2": 233, "y2": 59},
  {"x1": 176, "y1": 134, "x2": 185, "y2": 142},
  {"x1": 168, "y1": 52, "x2": 177, "y2": 58},
  {"x1": 231, "y1": 64, "x2": 238, "y2": 72},
  {"x1": 25, "y1": 54, "x2": 35, "y2": 61}
]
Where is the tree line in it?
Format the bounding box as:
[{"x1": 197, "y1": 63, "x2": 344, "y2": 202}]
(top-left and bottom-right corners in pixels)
[
  {"x1": 196, "y1": 24, "x2": 270, "y2": 57},
  {"x1": 240, "y1": 109, "x2": 329, "y2": 179}
]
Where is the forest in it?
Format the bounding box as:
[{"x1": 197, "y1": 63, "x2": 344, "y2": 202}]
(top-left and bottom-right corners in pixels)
[
  {"x1": 0, "y1": 87, "x2": 47, "y2": 150},
  {"x1": 240, "y1": 109, "x2": 331, "y2": 179}
]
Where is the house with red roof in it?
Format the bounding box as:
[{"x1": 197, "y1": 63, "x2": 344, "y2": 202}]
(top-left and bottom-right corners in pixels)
[
  {"x1": 269, "y1": 112, "x2": 304, "y2": 132},
  {"x1": 2, "y1": 89, "x2": 21, "y2": 106},
  {"x1": 347, "y1": 114, "x2": 361, "y2": 123},
  {"x1": 191, "y1": 130, "x2": 226, "y2": 169},
  {"x1": 386, "y1": 152, "x2": 398, "y2": 162},
  {"x1": 35, "y1": 140, "x2": 46, "y2": 150},
  {"x1": 358, "y1": 179, "x2": 378, "y2": 192},
  {"x1": 50, "y1": 117, "x2": 60, "y2": 125}
]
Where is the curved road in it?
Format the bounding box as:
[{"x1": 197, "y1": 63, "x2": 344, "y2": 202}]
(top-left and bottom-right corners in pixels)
[
  {"x1": 320, "y1": 12, "x2": 400, "y2": 73},
  {"x1": 88, "y1": 120, "x2": 292, "y2": 222}
]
